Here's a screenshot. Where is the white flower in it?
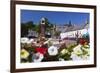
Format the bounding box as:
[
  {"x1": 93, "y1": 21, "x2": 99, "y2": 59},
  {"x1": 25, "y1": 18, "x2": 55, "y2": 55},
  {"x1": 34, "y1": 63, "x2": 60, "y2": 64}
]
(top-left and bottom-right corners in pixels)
[
  {"x1": 21, "y1": 49, "x2": 29, "y2": 59},
  {"x1": 73, "y1": 44, "x2": 82, "y2": 51},
  {"x1": 32, "y1": 52, "x2": 44, "y2": 62},
  {"x1": 81, "y1": 55, "x2": 89, "y2": 60},
  {"x1": 71, "y1": 52, "x2": 82, "y2": 60},
  {"x1": 26, "y1": 41, "x2": 31, "y2": 44},
  {"x1": 29, "y1": 39, "x2": 34, "y2": 42},
  {"x1": 59, "y1": 58, "x2": 65, "y2": 61},
  {"x1": 52, "y1": 41, "x2": 60, "y2": 45},
  {"x1": 27, "y1": 39, "x2": 34, "y2": 44},
  {"x1": 48, "y1": 46, "x2": 59, "y2": 56},
  {"x1": 71, "y1": 44, "x2": 90, "y2": 60},
  {"x1": 73, "y1": 45, "x2": 83, "y2": 55},
  {"x1": 21, "y1": 37, "x2": 29, "y2": 43}
]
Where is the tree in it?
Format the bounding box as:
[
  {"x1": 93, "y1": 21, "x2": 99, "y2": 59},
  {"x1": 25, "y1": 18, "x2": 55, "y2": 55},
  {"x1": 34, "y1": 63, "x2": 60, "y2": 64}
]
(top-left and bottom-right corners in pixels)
[
  {"x1": 21, "y1": 23, "x2": 28, "y2": 37},
  {"x1": 21, "y1": 21, "x2": 35, "y2": 37},
  {"x1": 43, "y1": 18, "x2": 53, "y2": 30}
]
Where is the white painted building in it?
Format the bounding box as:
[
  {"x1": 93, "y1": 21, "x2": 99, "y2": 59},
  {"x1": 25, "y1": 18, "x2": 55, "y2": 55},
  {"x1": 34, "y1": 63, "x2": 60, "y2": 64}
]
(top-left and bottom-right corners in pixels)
[
  {"x1": 27, "y1": 29, "x2": 38, "y2": 38},
  {"x1": 60, "y1": 28, "x2": 89, "y2": 39}
]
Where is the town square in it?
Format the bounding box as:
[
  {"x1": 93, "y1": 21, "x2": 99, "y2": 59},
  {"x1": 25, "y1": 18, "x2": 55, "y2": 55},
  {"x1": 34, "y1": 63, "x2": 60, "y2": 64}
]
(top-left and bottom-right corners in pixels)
[{"x1": 20, "y1": 10, "x2": 90, "y2": 63}]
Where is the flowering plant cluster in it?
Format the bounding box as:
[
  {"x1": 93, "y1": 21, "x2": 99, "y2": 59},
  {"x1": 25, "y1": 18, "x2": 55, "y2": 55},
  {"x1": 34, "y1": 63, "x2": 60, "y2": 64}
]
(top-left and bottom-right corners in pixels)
[
  {"x1": 58, "y1": 44, "x2": 77, "y2": 61},
  {"x1": 20, "y1": 35, "x2": 90, "y2": 63},
  {"x1": 71, "y1": 39, "x2": 90, "y2": 60},
  {"x1": 20, "y1": 37, "x2": 60, "y2": 63}
]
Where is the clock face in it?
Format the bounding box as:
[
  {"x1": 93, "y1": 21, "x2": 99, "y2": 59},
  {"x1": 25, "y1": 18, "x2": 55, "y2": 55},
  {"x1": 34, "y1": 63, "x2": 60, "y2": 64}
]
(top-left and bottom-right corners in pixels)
[
  {"x1": 41, "y1": 18, "x2": 46, "y2": 25},
  {"x1": 41, "y1": 20, "x2": 45, "y2": 24}
]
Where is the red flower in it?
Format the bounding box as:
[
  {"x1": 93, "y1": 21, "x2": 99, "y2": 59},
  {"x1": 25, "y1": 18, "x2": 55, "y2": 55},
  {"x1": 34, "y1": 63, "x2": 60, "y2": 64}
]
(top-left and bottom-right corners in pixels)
[
  {"x1": 79, "y1": 38, "x2": 87, "y2": 45},
  {"x1": 36, "y1": 47, "x2": 47, "y2": 55}
]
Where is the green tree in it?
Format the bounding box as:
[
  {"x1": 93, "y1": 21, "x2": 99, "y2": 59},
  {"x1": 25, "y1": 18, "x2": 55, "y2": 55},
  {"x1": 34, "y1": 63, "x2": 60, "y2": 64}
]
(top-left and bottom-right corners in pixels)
[
  {"x1": 44, "y1": 18, "x2": 53, "y2": 33},
  {"x1": 21, "y1": 21, "x2": 35, "y2": 37}
]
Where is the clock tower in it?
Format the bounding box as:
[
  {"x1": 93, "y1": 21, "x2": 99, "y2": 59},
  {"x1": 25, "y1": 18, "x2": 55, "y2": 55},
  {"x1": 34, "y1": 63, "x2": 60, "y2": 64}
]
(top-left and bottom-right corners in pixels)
[{"x1": 39, "y1": 17, "x2": 46, "y2": 37}]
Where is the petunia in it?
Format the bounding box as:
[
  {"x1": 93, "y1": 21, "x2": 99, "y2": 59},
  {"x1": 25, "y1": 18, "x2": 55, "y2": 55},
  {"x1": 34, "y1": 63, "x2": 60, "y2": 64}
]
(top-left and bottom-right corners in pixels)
[
  {"x1": 32, "y1": 52, "x2": 44, "y2": 62},
  {"x1": 36, "y1": 47, "x2": 47, "y2": 55},
  {"x1": 29, "y1": 39, "x2": 34, "y2": 43},
  {"x1": 81, "y1": 54, "x2": 90, "y2": 60},
  {"x1": 27, "y1": 39, "x2": 34, "y2": 44},
  {"x1": 21, "y1": 37, "x2": 29, "y2": 44},
  {"x1": 71, "y1": 52, "x2": 82, "y2": 60},
  {"x1": 71, "y1": 44, "x2": 90, "y2": 60},
  {"x1": 21, "y1": 49, "x2": 29, "y2": 59},
  {"x1": 79, "y1": 38, "x2": 87, "y2": 45},
  {"x1": 73, "y1": 45, "x2": 83, "y2": 55},
  {"x1": 48, "y1": 46, "x2": 59, "y2": 56}
]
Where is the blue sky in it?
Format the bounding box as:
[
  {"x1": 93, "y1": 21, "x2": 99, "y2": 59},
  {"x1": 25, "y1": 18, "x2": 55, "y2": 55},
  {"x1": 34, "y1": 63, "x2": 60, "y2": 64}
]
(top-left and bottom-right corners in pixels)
[{"x1": 21, "y1": 10, "x2": 89, "y2": 25}]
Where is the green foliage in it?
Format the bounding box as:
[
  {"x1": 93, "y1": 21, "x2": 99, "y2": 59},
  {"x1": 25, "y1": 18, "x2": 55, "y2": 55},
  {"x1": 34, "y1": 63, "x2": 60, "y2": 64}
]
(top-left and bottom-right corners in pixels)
[
  {"x1": 68, "y1": 44, "x2": 77, "y2": 52},
  {"x1": 21, "y1": 21, "x2": 40, "y2": 37}
]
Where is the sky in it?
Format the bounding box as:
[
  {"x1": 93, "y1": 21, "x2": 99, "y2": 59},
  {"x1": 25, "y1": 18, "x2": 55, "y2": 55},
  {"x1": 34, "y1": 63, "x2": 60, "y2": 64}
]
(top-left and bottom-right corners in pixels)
[{"x1": 21, "y1": 10, "x2": 89, "y2": 25}]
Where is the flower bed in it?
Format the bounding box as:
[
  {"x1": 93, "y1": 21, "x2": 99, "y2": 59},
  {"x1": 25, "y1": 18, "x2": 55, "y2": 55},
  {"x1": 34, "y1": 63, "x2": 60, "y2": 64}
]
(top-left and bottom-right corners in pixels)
[{"x1": 20, "y1": 37, "x2": 90, "y2": 63}]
